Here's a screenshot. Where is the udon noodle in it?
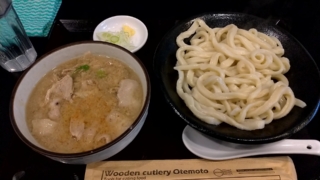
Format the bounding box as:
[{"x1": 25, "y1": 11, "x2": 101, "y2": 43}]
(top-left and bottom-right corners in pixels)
[{"x1": 174, "y1": 19, "x2": 306, "y2": 130}]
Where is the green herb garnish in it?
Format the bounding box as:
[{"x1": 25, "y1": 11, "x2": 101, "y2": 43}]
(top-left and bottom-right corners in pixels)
[
  {"x1": 96, "y1": 69, "x2": 107, "y2": 78},
  {"x1": 97, "y1": 30, "x2": 135, "y2": 50},
  {"x1": 74, "y1": 64, "x2": 90, "y2": 74}
]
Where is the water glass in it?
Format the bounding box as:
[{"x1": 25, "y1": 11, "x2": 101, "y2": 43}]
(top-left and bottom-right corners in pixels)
[{"x1": 0, "y1": 0, "x2": 37, "y2": 72}]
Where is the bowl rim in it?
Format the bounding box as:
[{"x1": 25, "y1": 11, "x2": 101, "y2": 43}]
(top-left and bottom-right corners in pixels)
[
  {"x1": 153, "y1": 12, "x2": 320, "y2": 144},
  {"x1": 10, "y1": 40, "x2": 151, "y2": 158},
  {"x1": 92, "y1": 15, "x2": 148, "y2": 53}
]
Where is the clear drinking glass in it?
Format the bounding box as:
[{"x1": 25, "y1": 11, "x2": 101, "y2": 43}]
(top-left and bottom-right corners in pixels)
[{"x1": 0, "y1": 0, "x2": 37, "y2": 72}]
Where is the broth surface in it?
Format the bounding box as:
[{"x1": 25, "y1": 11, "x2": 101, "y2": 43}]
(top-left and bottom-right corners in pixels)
[{"x1": 26, "y1": 53, "x2": 143, "y2": 153}]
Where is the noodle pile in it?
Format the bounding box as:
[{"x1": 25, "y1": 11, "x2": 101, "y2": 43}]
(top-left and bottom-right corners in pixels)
[{"x1": 174, "y1": 19, "x2": 306, "y2": 130}]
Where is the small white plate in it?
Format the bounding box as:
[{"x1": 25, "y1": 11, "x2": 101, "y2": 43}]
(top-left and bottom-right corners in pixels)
[{"x1": 93, "y1": 15, "x2": 148, "y2": 53}]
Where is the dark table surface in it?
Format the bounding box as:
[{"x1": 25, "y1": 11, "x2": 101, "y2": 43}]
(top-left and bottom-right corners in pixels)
[{"x1": 1, "y1": 0, "x2": 320, "y2": 179}]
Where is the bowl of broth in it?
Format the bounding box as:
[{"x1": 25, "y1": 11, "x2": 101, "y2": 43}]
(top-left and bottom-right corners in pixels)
[{"x1": 10, "y1": 41, "x2": 151, "y2": 164}]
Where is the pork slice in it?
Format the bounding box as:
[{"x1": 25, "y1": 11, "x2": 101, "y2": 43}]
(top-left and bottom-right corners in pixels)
[
  {"x1": 106, "y1": 109, "x2": 129, "y2": 123},
  {"x1": 106, "y1": 110, "x2": 131, "y2": 134},
  {"x1": 57, "y1": 74, "x2": 73, "y2": 101},
  {"x1": 48, "y1": 98, "x2": 61, "y2": 120},
  {"x1": 117, "y1": 79, "x2": 139, "y2": 107},
  {"x1": 95, "y1": 134, "x2": 111, "y2": 144},
  {"x1": 45, "y1": 75, "x2": 73, "y2": 103},
  {"x1": 75, "y1": 80, "x2": 97, "y2": 98},
  {"x1": 83, "y1": 126, "x2": 97, "y2": 144},
  {"x1": 69, "y1": 118, "x2": 85, "y2": 140},
  {"x1": 32, "y1": 119, "x2": 57, "y2": 136}
]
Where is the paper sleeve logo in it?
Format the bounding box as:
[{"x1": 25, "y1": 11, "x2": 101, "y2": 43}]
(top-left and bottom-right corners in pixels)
[
  {"x1": 213, "y1": 169, "x2": 232, "y2": 177},
  {"x1": 102, "y1": 169, "x2": 210, "y2": 179}
]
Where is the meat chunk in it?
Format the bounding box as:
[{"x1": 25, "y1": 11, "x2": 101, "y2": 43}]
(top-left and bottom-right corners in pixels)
[
  {"x1": 48, "y1": 98, "x2": 61, "y2": 120},
  {"x1": 96, "y1": 134, "x2": 111, "y2": 144},
  {"x1": 117, "y1": 79, "x2": 140, "y2": 107},
  {"x1": 75, "y1": 80, "x2": 98, "y2": 98},
  {"x1": 106, "y1": 109, "x2": 129, "y2": 123},
  {"x1": 106, "y1": 110, "x2": 132, "y2": 133},
  {"x1": 54, "y1": 74, "x2": 73, "y2": 101},
  {"x1": 32, "y1": 119, "x2": 57, "y2": 136},
  {"x1": 45, "y1": 75, "x2": 73, "y2": 104},
  {"x1": 81, "y1": 80, "x2": 94, "y2": 89},
  {"x1": 83, "y1": 126, "x2": 97, "y2": 144},
  {"x1": 69, "y1": 118, "x2": 85, "y2": 140}
]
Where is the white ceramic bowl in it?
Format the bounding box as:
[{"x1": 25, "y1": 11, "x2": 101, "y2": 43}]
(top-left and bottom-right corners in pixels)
[
  {"x1": 93, "y1": 15, "x2": 148, "y2": 53},
  {"x1": 10, "y1": 41, "x2": 151, "y2": 164}
]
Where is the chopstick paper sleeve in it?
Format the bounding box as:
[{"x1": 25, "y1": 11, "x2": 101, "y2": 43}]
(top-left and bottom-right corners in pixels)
[{"x1": 84, "y1": 156, "x2": 297, "y2": 180}]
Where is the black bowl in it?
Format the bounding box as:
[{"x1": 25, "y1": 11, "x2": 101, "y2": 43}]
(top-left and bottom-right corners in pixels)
[{"x1": 153, "y1": 13, "x2": 320, "y2": 144}]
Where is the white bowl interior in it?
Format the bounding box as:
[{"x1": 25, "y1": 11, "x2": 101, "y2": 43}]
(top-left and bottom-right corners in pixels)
[
  {"x1": 93, "y1": 15, "x2": 148, "y2": 53},
  {"x1": 13, "y1": 42, "x2": 149, "y2": 150}
]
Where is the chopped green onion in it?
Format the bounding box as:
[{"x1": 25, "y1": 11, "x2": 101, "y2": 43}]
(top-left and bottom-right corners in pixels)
[
  {"x1": 97, "y1": 30, "x2": 135, "y2": 50},
  {"x1": 77, "y1": 65, "x2": 90, "y2": 71},
  {"x1": 96, "y1": 69, "x2": 107, "y2": 78},
  {"x1": 74, "y1": 64, "x2": 90, "y2": 74},
  {"x1": 110, "y1": 36, "x2": 119, "y2": 43}
]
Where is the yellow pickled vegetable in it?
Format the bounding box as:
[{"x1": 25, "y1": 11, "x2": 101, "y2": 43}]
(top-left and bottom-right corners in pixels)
[{"x1": 122, "y1": 25, "x2": 135, "y2": 37}]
